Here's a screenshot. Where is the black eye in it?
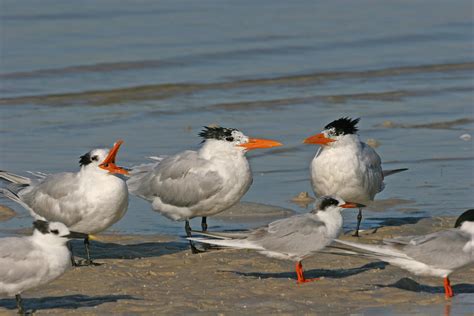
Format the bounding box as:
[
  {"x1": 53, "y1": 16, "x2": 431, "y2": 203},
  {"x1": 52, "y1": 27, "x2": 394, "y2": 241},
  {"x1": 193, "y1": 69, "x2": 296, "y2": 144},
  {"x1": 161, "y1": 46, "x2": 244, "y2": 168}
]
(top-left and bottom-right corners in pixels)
[
  {"x1": 225, "y1": 137, "x2": 234, "y2": 142},
  {"x1": 51, "y1": 229, "x2": 59, "y2": 235},
  {"x1": 91, "y1": 155, "x2": 99, "y2": 161}
]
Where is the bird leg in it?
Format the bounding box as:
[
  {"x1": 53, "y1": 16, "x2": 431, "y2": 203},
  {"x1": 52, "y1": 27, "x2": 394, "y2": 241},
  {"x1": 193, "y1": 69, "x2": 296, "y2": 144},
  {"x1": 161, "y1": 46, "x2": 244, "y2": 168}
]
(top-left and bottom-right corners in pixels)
[
  {"x1": 82, "y1": 236, "x2": 101, "y2": 266},
  {"x1": 353, "y1": 208, "x2": 363, "y2": 237},
  {"x1": 15, "y1": 294, "x2": 24, "y2": 315},
  {"x1": 67, "y1": 241, "x2": 78, "y2": 267},
  {"x1": 444, "y1": 277, "x2": 454, "y2": 298},
  {"x1": 295, "y1": 261, "x2": 319, "y2": 284},
  {"x1": 201, "y1": 217, "x2": 208, "y2": 231},
  {"x1": 185, "y1": 220, "x2": 204, "y2": 254}
]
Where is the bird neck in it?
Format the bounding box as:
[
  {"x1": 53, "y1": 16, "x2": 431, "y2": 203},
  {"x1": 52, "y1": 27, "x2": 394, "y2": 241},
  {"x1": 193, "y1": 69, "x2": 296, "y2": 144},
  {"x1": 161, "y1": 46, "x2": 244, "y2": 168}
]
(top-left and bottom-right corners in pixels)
[
  {"x1": 31, "y1": 232, "x2": 68, "y2": 249},
  {"x1": 460, "y1": 221, "x2": 474, "y2": 235},
  {"x1": 314, "y1": 208, "x2": 343, "y2": 238},
  {"x1": 327, "y1": 134, "x2": 361, "y2": 150},
  {"x1": 199, "y1": 140, "x2": 245, "y2": 160}
]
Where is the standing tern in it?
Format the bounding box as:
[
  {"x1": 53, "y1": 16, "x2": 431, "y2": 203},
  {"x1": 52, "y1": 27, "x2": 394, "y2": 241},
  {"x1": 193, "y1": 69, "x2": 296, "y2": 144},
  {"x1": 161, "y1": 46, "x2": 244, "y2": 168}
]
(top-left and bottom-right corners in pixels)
[
  {"x1": 303, "y1": 117, "x2": 407, "y2": 236},
  {"x1": 334, "y1": 209, "x2": 474, "y2": 298},
  {"x1": 0, "y1": 140, "x2": 129, "y2": 265},
  {"x1": 0, "y1": 220, "x2": 89, "y2": 314},
  {"x1": 189, "y1": 196, "x2": 365, "y2": 283},
  {"x1": 127, "y1": 126, "x2": 282, "y2": 253}
]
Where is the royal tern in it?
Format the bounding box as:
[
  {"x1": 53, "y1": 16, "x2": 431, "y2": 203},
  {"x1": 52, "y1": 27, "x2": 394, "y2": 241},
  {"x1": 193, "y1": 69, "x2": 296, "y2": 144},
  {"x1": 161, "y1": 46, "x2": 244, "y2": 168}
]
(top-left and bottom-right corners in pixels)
[
  {"x1": 334, "y1": 209, "x2": 474, "y2": 298},
  {"x1": 0, "y1": 220, "x2": 89, "y2": 314},
  {"x1": 0, "y1": 140, "x2": 129, "y2": 265},
  {"x1": 304, "y1": 117, "x2": 407, "y2": 236},
  {"x1": 189, "y1": 196, "x2": 365, "y2": 283},
  {"x1": 127, "y1": 126, "x2": 282, "y2": 253}
]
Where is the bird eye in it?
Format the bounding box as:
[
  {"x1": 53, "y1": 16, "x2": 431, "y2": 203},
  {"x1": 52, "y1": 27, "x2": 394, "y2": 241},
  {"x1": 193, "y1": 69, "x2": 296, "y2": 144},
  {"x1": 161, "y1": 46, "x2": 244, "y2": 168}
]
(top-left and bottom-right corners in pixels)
[
  {"x1": 91, "y1": 155, "x2": 99, "y2": 161},
  {"x1": 225, "y1": 137, "x2": 234, "y2": 142},
  {"x1": 51, "y1": 229, "x2": 59, "y2": 235}
]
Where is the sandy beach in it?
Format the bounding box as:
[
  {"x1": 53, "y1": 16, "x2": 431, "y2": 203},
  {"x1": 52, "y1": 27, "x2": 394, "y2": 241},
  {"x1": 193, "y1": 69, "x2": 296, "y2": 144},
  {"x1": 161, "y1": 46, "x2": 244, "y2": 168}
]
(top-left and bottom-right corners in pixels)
[{"x1": 0, "y1": 211, "x2": 472, "y2": 315}]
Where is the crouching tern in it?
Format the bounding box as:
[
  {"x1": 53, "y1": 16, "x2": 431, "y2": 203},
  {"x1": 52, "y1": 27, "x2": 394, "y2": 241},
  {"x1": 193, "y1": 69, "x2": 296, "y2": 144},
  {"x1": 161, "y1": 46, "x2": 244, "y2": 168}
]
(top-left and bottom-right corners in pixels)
[
  {"x1": 0, "y1": 220, "x2": 89, "y2": 314},
  {"x1": 189, "y1": 196, "x2": 365, "y2": 283},
  {"x1": 0, "y1": 140, "x2": 129, "y2": 265},
  {"x1": 304, "y1": 117, "x2": 407, "y2": 236},
  {"x1": 127, "y1": 126, "x2": 282, "y2": 253},
  {"x1": 334, "y1": 209, "x2": 474, "y2": 298}
]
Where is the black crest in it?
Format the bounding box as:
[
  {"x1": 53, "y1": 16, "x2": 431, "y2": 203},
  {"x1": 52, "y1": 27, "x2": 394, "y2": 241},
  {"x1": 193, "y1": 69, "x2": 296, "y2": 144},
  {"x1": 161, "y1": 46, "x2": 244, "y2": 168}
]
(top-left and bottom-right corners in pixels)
[
  {"x1": 199, "y1": 126, "x2": 237, "y2": 141},
  {"x1": 324, "y1": 117, "x2": 360, "y2": 136},
  {"x1": 79, "y1": 152, "x2": 92, "y2": 166},
  {"x1": 33, "y1": 220, "x2": 50, "y2": 234},
  {"x1": 318, "y1": 196, "x2": 340, "y2": 210},
  {"x1": 454, "y1": 209, "x2": 474, "y2": 228}
]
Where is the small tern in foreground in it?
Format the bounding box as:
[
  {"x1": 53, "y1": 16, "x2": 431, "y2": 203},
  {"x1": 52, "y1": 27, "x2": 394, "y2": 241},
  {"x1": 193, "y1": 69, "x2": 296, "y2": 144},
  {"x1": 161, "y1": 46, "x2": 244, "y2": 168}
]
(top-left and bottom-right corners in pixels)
[
  {"x1": 0, "y1": 220, "x2": 89, "y2": 314},
  {"x1": 334, "y1": 209, "x2": 474, "y2": 298},
  {"x1": 127, "y1": 126, "x2": 282, "y2": 253},
  {"x1": 304, "y1": 117, "x2": 407, "y2": 236},
  {"x1": 0, "y1": 140, "x2": 129, "y2": 265},
  {"x1": 189, "y1": 196, "x2": 365, "y2": 283}
]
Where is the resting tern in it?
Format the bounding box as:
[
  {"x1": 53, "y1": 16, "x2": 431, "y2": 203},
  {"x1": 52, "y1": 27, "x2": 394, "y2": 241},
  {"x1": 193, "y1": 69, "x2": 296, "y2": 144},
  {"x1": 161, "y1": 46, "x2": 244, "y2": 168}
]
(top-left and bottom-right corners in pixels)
[
  {"x1": 127, "y1": 126, "x2": 282, "y2": 253},
  {"x1": 0, "y1": 140, "x2": 129, "y2": 265},
  {"x1": 189, "y1": 196, "x2": 365, "y2": 283},
  {"x1": 0, "y1": 220, "x2": 89, "y2": 314},
  {"x1": 334, "y1": 209, "x2": 474, "y2": 298},
  {"x1": 304, "y1": 117, "x2": 407, "y2": 236}
]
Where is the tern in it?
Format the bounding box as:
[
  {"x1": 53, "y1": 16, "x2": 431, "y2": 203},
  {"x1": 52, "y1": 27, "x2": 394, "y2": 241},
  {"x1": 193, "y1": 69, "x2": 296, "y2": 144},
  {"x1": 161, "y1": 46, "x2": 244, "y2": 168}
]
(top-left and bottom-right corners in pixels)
[
  {"x1": 0, "y1": 220, "x2": 89, "y2": 314},
  {"x1": 189, "y1": 196, "x2": 365, "y2": 283},
  {"x1": 0, "y1": 140, "x2": 129, "y2": 265},
  {"x1": 334, "y1": 209, "x2": 474, "y2": 298},
  {"x1": 127, "y1": 126, "x2": 282, "y2": 253},
  {"x1": 303, "y1": 117, "x2": 407, "y2": 236}
]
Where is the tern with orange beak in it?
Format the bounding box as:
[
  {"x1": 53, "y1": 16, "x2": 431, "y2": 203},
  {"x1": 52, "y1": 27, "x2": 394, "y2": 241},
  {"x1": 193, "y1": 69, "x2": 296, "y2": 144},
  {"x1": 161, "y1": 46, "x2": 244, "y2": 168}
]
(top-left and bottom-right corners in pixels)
[
  {"x1": 127, "y1": 126, "x2": 282, "y2": 253},
  {"x1": 304, "y1": 117, "x2": 407, "y2": 237},
  {"x1": 0, "y1": 140, "x2": 129, "y2": 265},
  {"x1": 189, "y1": 196, "x2": 365, "y2": 283}
]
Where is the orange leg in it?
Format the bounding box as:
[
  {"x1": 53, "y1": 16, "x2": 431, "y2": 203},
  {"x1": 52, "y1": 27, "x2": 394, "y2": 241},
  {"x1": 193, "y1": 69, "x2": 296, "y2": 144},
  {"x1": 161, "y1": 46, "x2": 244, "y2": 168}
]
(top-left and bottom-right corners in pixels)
[
  {"x1": 295, "y1": 261, "x2": 319, "y2": 284},
  {"x1": 443, "y1": 277, "x2": 454, "y2": 298}
]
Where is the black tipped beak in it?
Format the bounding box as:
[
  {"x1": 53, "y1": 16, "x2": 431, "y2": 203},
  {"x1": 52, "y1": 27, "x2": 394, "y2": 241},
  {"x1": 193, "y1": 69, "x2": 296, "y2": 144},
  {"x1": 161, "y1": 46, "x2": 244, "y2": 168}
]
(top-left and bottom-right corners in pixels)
[{"x1": 65, "y1": 231, "x2": 89, "y2": 239}]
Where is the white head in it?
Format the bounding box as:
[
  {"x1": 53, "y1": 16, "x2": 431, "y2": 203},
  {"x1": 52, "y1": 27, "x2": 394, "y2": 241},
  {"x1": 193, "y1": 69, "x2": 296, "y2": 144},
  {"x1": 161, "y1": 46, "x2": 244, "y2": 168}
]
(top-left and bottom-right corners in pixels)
[
  {"x1": 304, "y1": 117, "x2": 360, "y2": 148},
  {"x1": 455, "y1": 209, "x2": 474, "y2": 234},
  {"x1": 79, "y1": 140, "x2": 128, "y2": 175},
  {"x1": 32, "y1": 220, "x2": 89, "y2": 246},
  {"x1": 198, "y1": 126, "x2": 282, "y2": 155}
]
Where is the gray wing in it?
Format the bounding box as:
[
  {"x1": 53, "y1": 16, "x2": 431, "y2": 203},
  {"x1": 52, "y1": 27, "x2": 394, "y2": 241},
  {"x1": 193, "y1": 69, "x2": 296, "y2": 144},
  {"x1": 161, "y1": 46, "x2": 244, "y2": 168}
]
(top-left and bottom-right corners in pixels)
[
  {"x1": 0, "y1": 237, "x2": 45, "y2": 284},
  {"x1": 19, "y1": 172, "x2": 82, "y2": 222},
  {"x1": 360, "y1": 142, "x2": 384, "y2": 193},
  {"x1": 128, "y1": 151, "x2": 224, "y2": 208},
  {"x1": 249, "y1": 214, "x2": 328, "y2": 255},
  {"x1": 397, "y1": 230, "x2": 473, "y2": 269}
]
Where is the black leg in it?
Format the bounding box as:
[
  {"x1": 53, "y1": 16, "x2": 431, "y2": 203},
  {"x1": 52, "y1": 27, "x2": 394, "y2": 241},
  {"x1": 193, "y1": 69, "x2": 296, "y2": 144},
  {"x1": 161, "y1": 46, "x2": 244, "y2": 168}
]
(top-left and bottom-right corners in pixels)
[
  {"x1": 353, "y1": 208, "x2": 363, "y2": 237},
  {"x1": 67, "y1": 241, "x2": 78, "y2": 267},
  {"x1": 185, "y1": 220, "x2": 203, "y2": 254},
  {"x1": 15, "y1": 294, "x2": 24, "y2": 315},
  {"x1": 201, "y1": 217, "x2": 208, "y2": 232},
  {"x1": 84, "y1": 237, "x2": 92, "y2": 265}
]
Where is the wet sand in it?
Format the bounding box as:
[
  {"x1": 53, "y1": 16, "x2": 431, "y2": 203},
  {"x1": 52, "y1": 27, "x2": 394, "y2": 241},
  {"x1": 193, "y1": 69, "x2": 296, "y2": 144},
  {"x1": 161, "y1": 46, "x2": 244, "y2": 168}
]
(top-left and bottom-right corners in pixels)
[{"x1": 0, "y1": 215, "x2": 473, "y2": 315}]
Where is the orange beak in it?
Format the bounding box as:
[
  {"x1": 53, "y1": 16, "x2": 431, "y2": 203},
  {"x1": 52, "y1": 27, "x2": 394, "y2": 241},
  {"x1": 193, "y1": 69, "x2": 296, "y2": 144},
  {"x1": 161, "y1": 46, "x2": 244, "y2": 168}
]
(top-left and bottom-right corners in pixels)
[
  {"x1": 340, "y1": 202, "x2": 366, "y2": 209},
  {"x1": 303, "y1": 133, "x2": 336, "y2": 145},
  {"x1": 238, "y1": 138, "x2": 283, "y2": 151},
  {"x1": 99, "y1": 140, "x2": 129, "y2": 175}
]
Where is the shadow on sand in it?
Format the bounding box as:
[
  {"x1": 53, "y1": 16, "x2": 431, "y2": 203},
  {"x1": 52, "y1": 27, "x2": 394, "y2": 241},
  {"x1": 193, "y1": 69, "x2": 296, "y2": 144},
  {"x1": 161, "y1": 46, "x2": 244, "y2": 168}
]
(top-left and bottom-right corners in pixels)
[
  {"x1": 0, "y1": 294, "x2": 139, "y2": 312},
  {"x1": 377, "y1": 277, "x2": 474, "y2": 295},
  {"x1": 221, "y1": 261, "x2": 388, "y2": 280},
  {"x1": 69, "y1": 240, "x2": 188, "y2": 260}
]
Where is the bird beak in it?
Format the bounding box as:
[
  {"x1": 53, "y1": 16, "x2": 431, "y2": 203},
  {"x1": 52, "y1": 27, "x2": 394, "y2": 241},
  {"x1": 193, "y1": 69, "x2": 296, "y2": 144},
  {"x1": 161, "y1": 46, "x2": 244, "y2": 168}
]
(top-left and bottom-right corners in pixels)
[
  {"x1": 303, "y1": 133, "x2": 336, "y2": 145},
  {"x1": 65, "y1": 231, "x2": 90, "y2": 239},
  {"x1": 99, "y1": 140, "x2": 129, "y2": 175},
  {"x1": 340, "y1": 202, "x2": 366, "y2": 208},
  {"x1": 238, "y1": 138, "x2": 283, "y2": 151}
]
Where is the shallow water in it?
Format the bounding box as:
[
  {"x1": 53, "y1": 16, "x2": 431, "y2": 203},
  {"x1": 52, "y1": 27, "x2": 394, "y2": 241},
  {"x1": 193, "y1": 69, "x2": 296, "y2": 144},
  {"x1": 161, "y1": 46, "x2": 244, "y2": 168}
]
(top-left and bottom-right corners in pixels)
[{"x1": 0, "y1": 0, "x2": 473, "y2": 237}]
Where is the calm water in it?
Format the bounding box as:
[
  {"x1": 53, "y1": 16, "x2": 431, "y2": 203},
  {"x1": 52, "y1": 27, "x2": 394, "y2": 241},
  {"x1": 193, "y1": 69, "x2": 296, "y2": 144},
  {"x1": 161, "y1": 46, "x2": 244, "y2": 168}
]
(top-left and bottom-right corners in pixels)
[{"x1": 0, "y1": 0, "x2": 473, "y2": 237}]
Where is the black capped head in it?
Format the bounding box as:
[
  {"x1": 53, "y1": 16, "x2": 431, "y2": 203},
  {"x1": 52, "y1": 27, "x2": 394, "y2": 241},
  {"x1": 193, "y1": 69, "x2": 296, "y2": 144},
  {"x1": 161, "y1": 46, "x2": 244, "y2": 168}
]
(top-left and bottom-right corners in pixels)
[
  {"x1": 199, "y1": 126, "x2": 239, "y2": 142},
  {"x1": 454, "y1": 209, "x2": 474, "y2": 228},
  {"x1": 324, "y1": 117, "x2": 360, "y2": 136},
  {"x1": 33, "y1": 220, "x2": 50, "y2": 234}
]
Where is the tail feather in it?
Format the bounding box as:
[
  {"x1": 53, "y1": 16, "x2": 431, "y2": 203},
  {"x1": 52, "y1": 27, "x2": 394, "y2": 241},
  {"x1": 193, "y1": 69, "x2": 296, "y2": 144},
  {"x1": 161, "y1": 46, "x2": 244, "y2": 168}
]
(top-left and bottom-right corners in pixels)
[
  {"x1": 383, "y1": 168, "x2": 408, "y2": 177},
  {"x1": 0, "y1": 171, "x2": 31, "y2": 185},
  {"x1": 334, "y1": 239, "x2": 409, "y2": 260},
  {"x1": 187, "y1": 237, "x2": 264, "y2": 250},
  {"x1": 0, "y1": 188, "x2": 40, "y2": 218},
  {"x1": 190, "y1": 230, "x2": 249, "y2": 240}
]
